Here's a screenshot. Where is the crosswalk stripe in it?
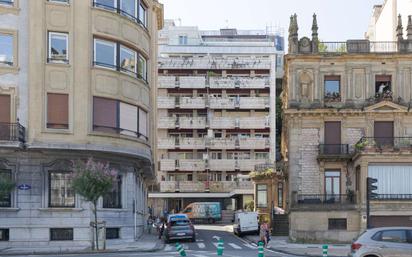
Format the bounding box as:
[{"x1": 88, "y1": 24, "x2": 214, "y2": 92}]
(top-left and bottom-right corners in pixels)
[
  {"x1": 197, "y1": 242, "x2": 206, "y2": 249},
  {"x1": 228, "y1": 243, "x2": 242, "y2": 249},
  {"x1": 243, "y1": 243, "x2": 257, "y2": 249},
  {"x1": 164, "y1": 245, "x2": 173, "y2": 251}
]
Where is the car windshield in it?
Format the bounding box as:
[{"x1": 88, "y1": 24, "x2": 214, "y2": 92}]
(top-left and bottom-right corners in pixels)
[{"x1": 171, "y1": 219, "x2": 190, "y2": 226}]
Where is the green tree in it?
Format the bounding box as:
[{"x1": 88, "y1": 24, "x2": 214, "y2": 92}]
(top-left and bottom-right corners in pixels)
[
  {"x1": 71, "y1": 158, "x2": 118, "y2": 250},
  {"x1": 0, "y1": 172, "x2": 15, "y2": 202}
]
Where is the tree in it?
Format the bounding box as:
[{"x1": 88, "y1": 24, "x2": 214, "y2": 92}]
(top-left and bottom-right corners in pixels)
[
  {"x1": 71, "y1": 158, "x2": 118, "y2": 251},
  {"x1": 0, "y1": 172, "x2": 15, "y2": 203}
]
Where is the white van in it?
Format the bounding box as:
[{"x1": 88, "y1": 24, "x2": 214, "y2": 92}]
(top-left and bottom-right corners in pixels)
[{"x1": 233, "y1": 211, "x2": 259, "y2": 236}]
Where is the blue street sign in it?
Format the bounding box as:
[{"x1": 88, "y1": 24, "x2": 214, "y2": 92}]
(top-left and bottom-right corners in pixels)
[{"x1": 17, "y1": 184, "x2": 31, "y2": 190}]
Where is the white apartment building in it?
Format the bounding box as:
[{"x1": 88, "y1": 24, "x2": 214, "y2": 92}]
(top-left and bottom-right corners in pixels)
[
  {"x1": 366, "y1": 0, "x2": 412, "y2": 41},
  {"x1": 149, "y1": 20, "x2": 284, "y2": 218}
]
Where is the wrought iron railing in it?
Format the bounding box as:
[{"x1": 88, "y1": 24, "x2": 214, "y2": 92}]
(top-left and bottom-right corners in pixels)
[
  {"x1": 355, "y1": 137, "x2": 412, "y2": 151},
  {"x1": 93, "y1": 125, "x2": 148, "y2": 141},
  {"x1": 319, "y1": 144, "x2": 349, "y2": 155},
  {"x1": 93, "y1": 61, "x2": 148, "y2": 84},
  {"x1": 0, "y1": 122, "x2": 25, "y2": 143},
  {"x1": 374, "y1": 194, "x2": 412, "y2": 201},
  {"x1": 295, "y1": 194, "x2": 356, "y2": 205},
  {"x1": 319, "y1": 41, "x2": 399, "y2": 53}
]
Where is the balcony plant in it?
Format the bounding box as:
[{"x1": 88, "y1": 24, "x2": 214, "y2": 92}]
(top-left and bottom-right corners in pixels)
[
  {"x1": 71, "y1": 158, "x2": 118, "y2": 251},
  {"x1": 324, "y1": 92, "x2": 341, "y2": 102},
  {"x1": 0, "y1": 173, "x2": 15, "y2": 204},
  {"x1": 374, "y1": 90, "x2": 393, "y2": 102}
]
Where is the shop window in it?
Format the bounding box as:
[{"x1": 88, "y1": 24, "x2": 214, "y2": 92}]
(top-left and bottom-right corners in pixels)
[
  {"x1": 0, "y1": 229, "x2": 9, "y2": 241},
  {"x1": 49, "y1": 171, "x2": 75, "y2": 208},
  {"x1": 328, "y1": 218, "x2": 347, "y2": 230},
  {"x1": 103, "y1": 176, "x2": 122, "y2": 209}
]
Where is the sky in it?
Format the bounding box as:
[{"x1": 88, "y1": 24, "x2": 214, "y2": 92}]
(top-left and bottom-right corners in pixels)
[{"x1": 159, "y1": 0, "x2": 383, "y2": 41}]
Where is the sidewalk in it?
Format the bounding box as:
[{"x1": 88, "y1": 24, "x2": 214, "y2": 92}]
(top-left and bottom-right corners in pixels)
[
  {"x1": 245, "y1": 235, "x2": 350, "y2": 257},
  {"x1": 0, "y1": 233, "x2": 164, "y2": 256}
]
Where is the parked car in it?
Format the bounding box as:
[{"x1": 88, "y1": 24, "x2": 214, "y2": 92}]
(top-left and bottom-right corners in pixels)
[
  {"x1": 164, "y1": 214, "x2": 196, "y2": 243},
  {"x1": 181, "y1": 202, "x2": 221, "y2": 224},
  {"x1": 350, "y1": 227, "x2": 412, "y2": 257},
  {"x1": 233, "y1": 211, "x2": 259, "y2": 236}
]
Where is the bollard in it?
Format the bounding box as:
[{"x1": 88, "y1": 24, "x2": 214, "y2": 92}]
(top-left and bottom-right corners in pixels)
[
  {"x1": 217, "y1": 239, "x2": 224, "y2": 256},
  {"x1": 175, "y1": 242, "x2": 187, "y2": 257},
  {"x1": 258, "y1": 241, "x2": 264, "y2": 257},
  {"x1": 322, "y1": 244, "x2": 328, "y2": 257}
]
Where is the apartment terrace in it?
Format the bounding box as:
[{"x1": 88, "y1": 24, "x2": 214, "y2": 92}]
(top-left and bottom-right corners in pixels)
[
  {"x1": 158, "y1": 116, "x2": 270, "y2": 129},
  {"x1": 159, "y1": 158, "x2": 269, "y2": 172},
  {"x1": 159, "y1": 180, "x2": 253, "y2": 193},
  {"x1": 157, "y1": 137, "x2": 269, "y2": 150},
  {"x1": 158, "y1": 96, "x2": 269, "y2": 109}
]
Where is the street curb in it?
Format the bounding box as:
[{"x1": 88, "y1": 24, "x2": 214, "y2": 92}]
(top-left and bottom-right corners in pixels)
[{"x1": 0, "y1": 240, "x2": 165, "y2": 256}]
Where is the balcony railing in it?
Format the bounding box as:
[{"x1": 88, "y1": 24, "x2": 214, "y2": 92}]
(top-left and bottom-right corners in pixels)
[
  {"x1": 0, "y1": 122, "x2": 26, "y2": 143},
  {"x1": 374, "y1": 194, "x2": 412, "y2": 201},
  {"x1": 158, "y1": 57, "x2": 271, "y2": 70},
  {"x1": 294, "y1": 194, "x2": 356, "y2": 205},
  {"x1": 319, "y1": 40, "x2": 400, "y2": 53},
  {"x1": 319, "y1": 144, "x2": 350, "y2": 155},
  {"x1": 355, "y1": 137, "x2": 412, "y2": 152},
  {"x1": 159, "y1": 180, "x2": 253, "y2": 193}
]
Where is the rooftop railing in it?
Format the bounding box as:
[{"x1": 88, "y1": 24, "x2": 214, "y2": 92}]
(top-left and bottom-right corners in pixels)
[
  {"x1": 319, "y1": 40, "x2": 400, "y2": 53},
  {"x1": 294, "y1": 194, "x2": 356, "y2": 205}
]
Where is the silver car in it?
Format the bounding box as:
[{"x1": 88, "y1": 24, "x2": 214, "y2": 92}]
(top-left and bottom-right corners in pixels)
[{"x1": 350, "y1": 227, "x2": 412, "y2": 257}]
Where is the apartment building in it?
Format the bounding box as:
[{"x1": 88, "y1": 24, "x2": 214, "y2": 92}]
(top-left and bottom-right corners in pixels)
[
  {"x1": 284, "y1": 14, "x2": 412, "y2": 242},
  {"x1": 0, "y1": 0, "x2": 163, "y2": 249},
  {"x1": 149, "y1": 21, "x2": 284, "y2": 217}
]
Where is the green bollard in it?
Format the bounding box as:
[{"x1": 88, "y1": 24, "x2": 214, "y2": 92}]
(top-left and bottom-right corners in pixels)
[
  {"x1": 217, "y1": 239, "x2": 224, "y2": 256},
  {"x1": 322, "y1": 244, "x2": 328, "y2": 257},
  {"x1": 258, "y1": 241, "x2": 264, "y2": 257},
  {"x1": 175, "y1": 242, "x2": 187, "y2": 257}
]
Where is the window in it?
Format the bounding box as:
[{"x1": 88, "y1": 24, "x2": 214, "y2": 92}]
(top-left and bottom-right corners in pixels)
[
  {"x1": 325, "y1": 171, "x2": 340, "y2": 202},
  {"x1": 179, "y1": 36, "x2": 188, "y2": 45},
  {"x1": 94, "y1": 39, "x2": 148, "y2": 83},
  {"x1": 375, "y1": 75, "x2": 391, "y2": 95},
  {"x1": 0, "y1": 95, "x2": 11, "y2": 140},
  {"x1": 187, "y1": 174, "x2": 193, "y2": 181},
  {"x1": 138, "y1": 1, "x2": 147, "y2": 27},
  {"x1": 373, "y1": 230, "x2": 407, "y2": 243},
  {"x1": 324, "y1": 75, "x2": 340, "y2": 102},
  {"x1": 0, "y1": 229, "x2": 9, "y2": 241},
  {"x1": 94, "y1": 0, "x2": 116, "y2": 11},
  {"x1": 277, "y1": 182, "x2": 283, "y2": 208},
  {"x1": 106, "y1": 228, "x2": 120, "y2": 239},
  {"x1": 103, "y1": 176, "x2": 122, "y2": 208},
  {"x1": 0, "y1": 170, "x2": 12, "y2": 207},
  {"x1": 50, "y1": 228, "x2": 73, "y2": 241},
  {"x1": 121, "y1": 0, "x2": 137, "y2": 20},
  {"x1": 49, "y1": 171, "x2": 75, "y2": 208},
  {"x1": 47, "y1": 93, "x2": 69, "y2": 129},
  {"x1": 93, "y1": 97, "x2": 148, "y2": 141},
  {"x1": 138, "y1": 55, "x2": 147, "y2": 81},
  {"x1": 48, "y1": 32, "x2": 68, "y2": 63},
  {"x1": 94, "y1": 39, "x2": 116, "y2": 69},
  {"x1": 256, "y1": 184, "x2": 267, "y2": 208},
  {"x1": 120, "y1": 45, "x2": 137, "y2": 74},
  {"x1": 328, "y1": 218, "x2": 347, "y2": 230},
  {"x1": 48, "y1": 0, "x2": 69, "y2": 3},
  {"x1": 255, "y1": 152, "x2": 269, "y2": 159},
  {"x1": 210, "y1": 152, "x2": 222, "y2": 160},
  {"x1": 0, "y1": 0, "x2": 13, "y2": 6},
  {"x1": 0, "y1": 33, "x2": 13, "y2": 66}
]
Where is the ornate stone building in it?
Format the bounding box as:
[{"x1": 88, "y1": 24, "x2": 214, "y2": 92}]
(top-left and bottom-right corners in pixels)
[
  {"x1": 283, "y1": 14, "x2": 412, "y2": 242},
  {"x1": 0, "y1": 0, "x2": 163, "y2": 249}
]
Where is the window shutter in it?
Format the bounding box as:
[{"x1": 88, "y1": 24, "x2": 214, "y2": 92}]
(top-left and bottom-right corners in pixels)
[
  {"x1": 93, "y1": 97, "x2": 118, "y2": 133},
  {"x1": 375, "y1": 75, "x2": 391, "y2": 82},
  {"x1": 119, "y1": 102, "x2": 138, "y2": 137},
  {"x1": 138, "y1": 108, "x2": 148, "y2": 139},
  {"x1": 0, "y1": 95, "x2": 11, "y2": 123},
  {"x1": 324, "y1": 75, "x2": 340, "y2": 81},
  {"x1": 47, "y1": 93, "x2": 68, "y2": 129}
]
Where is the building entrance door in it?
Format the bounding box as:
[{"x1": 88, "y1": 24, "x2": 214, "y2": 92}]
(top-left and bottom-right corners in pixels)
[{"x1": 374, "y1": 121, "x2": 393, "y2": 146}]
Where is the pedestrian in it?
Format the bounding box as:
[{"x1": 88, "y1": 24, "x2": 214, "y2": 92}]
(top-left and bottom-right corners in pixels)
[
  {"x1": 159, "y1": 221, "x2": 165, "y2": 239},
  {"x1": 259, "y1": 218, "x2": 269, "y2": 247},
  {"x1": 147, "y1": 216, "x2": 153, "y2": 234}
]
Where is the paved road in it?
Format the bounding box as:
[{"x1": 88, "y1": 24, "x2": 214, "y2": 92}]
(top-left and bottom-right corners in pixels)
[{"x1": 7, "y1": 225, "x2": 300, "y2": 257}]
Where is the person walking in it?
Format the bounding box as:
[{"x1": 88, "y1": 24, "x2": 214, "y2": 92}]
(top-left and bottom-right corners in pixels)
[
  {"x1": 158, "y1": 221, "x2": 165, "y2": 240},
  {"x1": 259, "y1": 218, "x2": 269, "y2": 247},
  {"x1": 147, "y1": 216, "x2": 153, "y2": 234}
]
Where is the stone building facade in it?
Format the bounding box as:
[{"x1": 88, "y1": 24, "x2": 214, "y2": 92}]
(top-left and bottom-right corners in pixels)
[
  {"x1": 0, "y1": 0, "x2": 163, "y2": 249},
  {"x1": 284, "y1": 14, "x2": 412, "y2": 242}
]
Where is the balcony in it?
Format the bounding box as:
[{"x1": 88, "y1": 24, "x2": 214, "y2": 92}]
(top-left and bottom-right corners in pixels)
[
  {"x1": 355, "y1": 137, "x2": 412, "y2": 153},
  {"x1": 179, "y1": 138, "x2": 205, "y2": 149},
  {"x1": 318, "y1": 144, "x2": 351, "y2": 160},
  {"x1": 292, "y1": 193, "x2": 357, "y2": 210},
  {"x1": 239, "y1": 138, "x2": 269, "y2": 149},
  {"x1": 209, "y1": 97, "x2": 236, "y2": 109},
  {"x1": 158, "y1": 138, "x2": 176, "y2": 149},
  {"x1": 238, "y1": 159, "x2": 268, "y2": 171},
  {"x1": 177, "y1": 159, "x2": 205, "y2": 171},
  {"x1": 158, "y1": 76, "x2": 176, "y2": 88},
  {"x1": 239, "y1": 117, "x2": 269, "y2": 129},
  {"x1": 159, "y1": 159, "x2": 176, "y2": 171},
  {"x1": 179, "y1": 76, "x2": 206, "y2": 88},
  {"x1": 208, "y1": 138, "x2": 237, "y2": 149},
  {"x1": 158, "y1": 57, "x2": 271, "y2": 70},
  {"x1": 208, "y1": 159, "x2": 236, "y2": 171},
  {"x1": 0, "y1": 122, "x2": 25, "y2": 144},
  {"x1": 157, "y1": 96, "x2": 175, "y2": 109},
  {"x1": 159, "y1": 181, "x2": 253, "y2": 193},
  {"x1": 209, "y1": 117, "x2": 236, "y2": 129},
  {"x1": 158, "y1": 117, "x2": 176, "y2": 129},
  {"x1": 209, "y1": 77, "x2": 236, "y2": 89},
  {"x1": 239, "y1": 97, "x2": 269, "y2": 109},
  {"x1": 179, "y1": 97, "x2": 206, "y2": 109},
  {"x1": 209, "y1": 77, "x2": 269, "y2": 89},
  {"x1": 178, "y1": 117, "x2": 207, "y2": 129}
]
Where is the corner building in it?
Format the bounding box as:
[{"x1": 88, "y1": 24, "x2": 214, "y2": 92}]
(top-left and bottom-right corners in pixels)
[
  {"x1": 149, "y1": 21, "x2": 284, "y2": 219},
  {"x1": 0, "y1": 0, "x2": 163, "y2": 249},
  {"x1": 284, "y1": 14, "x2": 412, "y2": 242}
]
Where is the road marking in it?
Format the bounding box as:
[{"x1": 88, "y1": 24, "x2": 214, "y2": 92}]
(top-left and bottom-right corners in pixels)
[
  {"x1": 164, "y1": 244, "x2": 173, "y2": 251},
  {"x1": 212, "y1": 235, "x2": 221, "y2": 240},
  {"x1": 243, "y1": 243, "x2": 257, "y2": 249},
  {"x1": 197, "y1": 242, "x2": 206, "y2": 249},
  {"x1": 193, "y1": 254, "x2": 209, "y2": 257},
  {"x1": 228, "y1": 243, "x2": 242, "y2": 249}
]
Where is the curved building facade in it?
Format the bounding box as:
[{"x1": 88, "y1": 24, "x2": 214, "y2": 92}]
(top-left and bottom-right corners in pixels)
[{"x1": 0, "y1": 0, "x2": 163, "y2": 248}]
